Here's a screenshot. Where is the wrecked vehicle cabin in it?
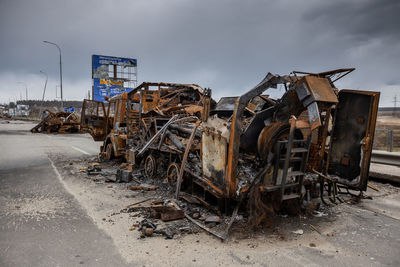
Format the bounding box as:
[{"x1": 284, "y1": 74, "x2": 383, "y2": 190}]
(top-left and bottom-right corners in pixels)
[
  {"x1": 83, "y1": 68, "x2": 380, "y2": 226},
  {"x1": 81, "y1": 82, "x2": 213, "y2": 171}
]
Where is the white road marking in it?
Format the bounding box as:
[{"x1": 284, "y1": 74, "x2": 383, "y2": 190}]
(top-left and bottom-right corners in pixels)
[
  {"x1": 71, "y1": 146, "x2": 90, "y2": 155},
  {"x1": 48, "y1": 157, "x2": 64, "y2": 182}
]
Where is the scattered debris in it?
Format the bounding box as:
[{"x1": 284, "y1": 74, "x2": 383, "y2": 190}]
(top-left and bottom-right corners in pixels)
[
  {"x1": 126, "y1": 198, "x2": 154, "y2": 208},
  {"x1": 309, "y1": 224, "x2": 321, "y2": 235},
  {"x1": 129, "y1": 184, "x2": 158, "y2": 191},
  {"x1": 368, "y1": 183, "x2": 380, "y2": 192},
  {"x1": 292, "y1": 229, "x2": 304, "y2": 235},
  {"x1": 151, "y1": 200, "x2": 185, "y2": 222},
  {"x1": 204, "y1": 216, "x2": 222, "y2": 224},
  {"x1": 312, "y1": 211, "x2": 328, "y2": 217}
]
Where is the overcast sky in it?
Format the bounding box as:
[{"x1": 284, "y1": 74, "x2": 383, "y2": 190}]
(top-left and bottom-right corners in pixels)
[{"x1": 0, "y1": 0, "x2": 399, "y2": 106}]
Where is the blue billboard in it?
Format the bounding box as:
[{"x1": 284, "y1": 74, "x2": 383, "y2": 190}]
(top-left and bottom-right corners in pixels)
[{"x1": 92, "y1": 55, "x2": 137, "y2": 101}]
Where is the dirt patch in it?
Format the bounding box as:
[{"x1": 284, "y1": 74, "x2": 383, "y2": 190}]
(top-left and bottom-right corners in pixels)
[
  {"x1": 2, "y1": 194, "x2": 66, "y2": 220},
  {"x1": 48, "y1": 155, "x2": 375, "y2": 265}
]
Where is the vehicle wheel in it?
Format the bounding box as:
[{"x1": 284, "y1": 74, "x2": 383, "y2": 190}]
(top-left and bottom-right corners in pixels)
[
  {"x1": 144, "y1": 154, "x2": 157, "y2": 178},
  {"x1": 105, "y1": 143, "x2": 114, "y2": 160},
  {"x1": 166, "y1": 162, "x2": 180, "y2": 187}
]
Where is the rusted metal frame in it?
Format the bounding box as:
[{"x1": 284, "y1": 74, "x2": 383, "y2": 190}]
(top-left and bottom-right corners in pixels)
[
  {"x1": 221, "y1": 196, "x2": 242, "y2": 240},
  {"x1": 258, "y1": 94, "x2": 276, "y2": 106},
  {"x1": 165, "y1": 131, "x2": 185, "y2": 151},
  {"x1": 80, "y1": 99, "x2": 88, "y2": 125},
  {"x1": 175, "y1": 122, "x2": 200, "y2": 199},
  {"x1": 359, "y1": 92, "x2": 379, "y2": 190},
  {"x1": 160, "y1": 93, "x2": 180, "y2": 108},
  {"x1": 272, "y1": 141, "x2": 282, "y2": 185},
  {"x1": 313, "y1": 168, "x2": 340, "y2": 203},
  {"x1": 340, "y1": 90, "x2": 380, "y2": 190},
  {"x1": 298, "y1": 135, "x2": 312, "y2": 196},
  {"x1": 184, "y1": 167, "x2": 224, "y2": 197},
  {"x1": 280, "y1": 116, "x2": 296, "y2": 200},
  {"x1": 157, "y1": 116, "x2": 198, "y2": 150},
  {"x1": 158, "y1": 125, "x2": 169, "y2": 150},
  {"x1": 330, "y1": 69, "x2": 355, "y2": 82},
  {"x1": 314, "y1": 106, "x2": 333, "y2": 200},
  {"x1": 324, "y1": 105, "x2": 337, "y2": 174},
  {"x1": 292, "y1": 68, "x2": 355, "y2": 82},
  {"x1": 184, "y1": 212, "x2": 226, "y2": 240},
  {"x1": 160, "y1": 88, "x2": 187, "y2": 101},
  {"x1": 137, "y1": 115, "x2": 178, "y2": 156},
  {"x1": 138, "y1": 89, "x2": 143, "y2": 134},
  {"x1": 141, "y1": 118, "x2": 152, "y2": 141},
  {"x1": 226, "y1": 73, "x2": 291, "y2": 197},
  {"x1": 104, "y1": 101, "x2": 110, "y2": 135},
  {"x1": 319, "y1": 107, "x2": 332, "y2": 173},
  {"x1": 201, "y1": 88, "x2": 212, "y2": 122}
]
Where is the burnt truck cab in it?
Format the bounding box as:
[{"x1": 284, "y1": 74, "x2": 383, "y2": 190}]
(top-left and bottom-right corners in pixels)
[
  {"x1": 81, "y1": 92, "x2": 130, "y2": 159},
  {"x1": 187, "y1": 68, "x2": 379, "y2": 206}
]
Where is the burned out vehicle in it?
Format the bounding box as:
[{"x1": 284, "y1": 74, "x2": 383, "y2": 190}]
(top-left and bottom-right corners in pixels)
[
  {"x1": 83, "y1": 69, "x2": 379, "y2": 226},
  {"x1": 81, "y1": 82, "x2": 213, "y2": 165},
  {"x1": 179, "y1": 68, "x2": 379, "y2": 218},
  {"x1": 31, "y1": 110, "x2": 81, "y2": 134}
]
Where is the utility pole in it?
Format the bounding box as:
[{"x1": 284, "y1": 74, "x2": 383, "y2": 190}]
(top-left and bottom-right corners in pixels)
[
  {"x1": 393, "y1": 95, "x2": 399, "y2": 117},
  {"x1": 39, "y1": 70, "x2": 48, "y2": 119},
  {"x1": 17, "y1": 82, "x2": 28, "y2": 101}
]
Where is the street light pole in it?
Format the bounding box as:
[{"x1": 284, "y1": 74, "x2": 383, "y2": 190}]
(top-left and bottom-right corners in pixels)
[
  {"x1": 17, "y1": 82, "x2": 28, "y2": 101},
  {"x1": 43, "y1": 40, "x2": 63, "y2": 109},
  {"x1": 39, "y1": 70, "x2": 48, "y2": 119}
]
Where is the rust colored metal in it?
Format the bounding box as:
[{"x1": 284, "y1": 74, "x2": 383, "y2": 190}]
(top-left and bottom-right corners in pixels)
[
  {"x1": 82, "y1": 68, "x2": 380, "y2": 231},
  {"x1": 175, "y1": 121, "x2": 200, "y2": 199},
  {"x1": 31, "y1": 109, "x2": 80, "y2": 134}
]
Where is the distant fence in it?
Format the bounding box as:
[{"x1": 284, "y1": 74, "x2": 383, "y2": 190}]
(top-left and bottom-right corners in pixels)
[{"x1": 374, "y1": 129, "x2": 398, "y2": 152}]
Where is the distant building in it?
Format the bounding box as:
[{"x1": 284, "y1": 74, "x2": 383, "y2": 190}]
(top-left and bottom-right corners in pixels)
[{"x1": 16, "y1": 104, "x2": 30, "y2": 116}]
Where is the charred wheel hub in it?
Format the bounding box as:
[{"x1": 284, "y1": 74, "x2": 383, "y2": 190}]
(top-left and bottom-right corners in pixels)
[
  {"x1": 145, "y1": 154, "x2": 157, "y2": 178},
  {"x1": 166, "y1": 162, "x2": 180, "y2": 186}
]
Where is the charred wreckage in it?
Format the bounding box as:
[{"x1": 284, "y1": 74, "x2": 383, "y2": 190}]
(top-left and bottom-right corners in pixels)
[
  {"x1": 81, "y1": 68, "x2": 379, "y2": 235},
  {"x1": 31, "y1": 109, "x2": 81, "y2": 134}
]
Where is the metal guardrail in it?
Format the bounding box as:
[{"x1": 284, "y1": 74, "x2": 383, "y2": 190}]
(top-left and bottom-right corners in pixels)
[{"x1": 371, "y1": 150, "x2": 400, "y2": 167}]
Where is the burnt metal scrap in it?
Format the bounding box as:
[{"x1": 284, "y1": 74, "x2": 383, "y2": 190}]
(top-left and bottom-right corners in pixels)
[
  {"x1": 81, "y1": 82, "x2": 212, "y2": 162},
  {"x1": 82, "y1": 68, "x2": 380, "y2": 236},
  {"x1": 31, "y1": 109, "x2": 81, "y2": 134}
]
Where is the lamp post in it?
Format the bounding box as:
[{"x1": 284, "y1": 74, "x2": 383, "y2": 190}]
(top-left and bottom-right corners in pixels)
[
  {"x1": 17, "y1": 82, "x2": 28, "y2": 101},
  {"x1": 43, "y1": 40, "x2": 63, "y2": 109},
  {"x1": 39, "y1": 70, "x2": 48, "y2": 119}
]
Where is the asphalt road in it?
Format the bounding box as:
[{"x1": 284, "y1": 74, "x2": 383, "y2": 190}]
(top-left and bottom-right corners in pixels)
[
  {"x1": 0, "y1": 121, "x2": 128, "y2": 266},
  {"x1": 1, "y1": 120, "x2": 400, "y2": 266}
]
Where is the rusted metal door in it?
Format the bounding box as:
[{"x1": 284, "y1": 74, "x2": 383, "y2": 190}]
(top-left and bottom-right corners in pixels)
[
  {"x1": 81, "y1": 99, "x2": 109, "y2": 141},
  {"x1": 328, "y1": 90, "x2": 380, "y2": 190}
]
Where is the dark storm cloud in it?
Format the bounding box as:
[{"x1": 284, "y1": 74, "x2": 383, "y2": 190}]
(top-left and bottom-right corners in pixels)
[
  {"x1": 0, "y1": 0, "x2": 399, "y2": 106},
  {"x1": 304, "y1": 0, "x2": 400, "y2": 41}
]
